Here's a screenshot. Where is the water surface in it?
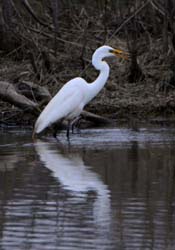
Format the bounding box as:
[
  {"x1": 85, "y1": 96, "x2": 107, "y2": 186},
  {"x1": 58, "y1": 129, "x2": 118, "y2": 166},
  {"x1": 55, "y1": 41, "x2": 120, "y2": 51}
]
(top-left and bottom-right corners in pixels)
[{"x1": 0, "y1": 127, "x2": 175, "y2": 249}]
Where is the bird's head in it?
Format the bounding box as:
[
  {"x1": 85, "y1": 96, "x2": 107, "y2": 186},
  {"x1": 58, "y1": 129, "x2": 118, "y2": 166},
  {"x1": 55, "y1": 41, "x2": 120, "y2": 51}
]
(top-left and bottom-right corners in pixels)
[
  {"x1": 92, "y1": 45, "x2": 129, "y2": 69},
  {"x1": 93, "y1": 45, "x2": 129, "y2": 61}
]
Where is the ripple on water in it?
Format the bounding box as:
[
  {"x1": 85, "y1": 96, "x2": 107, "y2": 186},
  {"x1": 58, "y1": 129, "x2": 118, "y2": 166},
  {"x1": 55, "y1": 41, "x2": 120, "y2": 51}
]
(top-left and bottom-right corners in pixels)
[{"x1": 0, "y1": 127, "x2": 175, "y2": 250}]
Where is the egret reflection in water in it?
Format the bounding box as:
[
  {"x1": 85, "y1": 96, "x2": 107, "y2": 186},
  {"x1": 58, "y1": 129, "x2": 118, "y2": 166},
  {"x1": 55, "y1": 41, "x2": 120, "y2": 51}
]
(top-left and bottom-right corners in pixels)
[
  {"x1": 34, "y1": 139, "x2": 112, "y2": 248},
  {"x1": 1, "y1": 128, "x2": 175, "y2": 250}
]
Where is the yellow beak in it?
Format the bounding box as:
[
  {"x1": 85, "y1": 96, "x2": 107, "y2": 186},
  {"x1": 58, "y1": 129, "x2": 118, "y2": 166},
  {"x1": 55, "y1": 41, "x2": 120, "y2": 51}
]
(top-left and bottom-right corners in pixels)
[{"x1": 112, "y1": 49, "x2": 129, "y2": 60}]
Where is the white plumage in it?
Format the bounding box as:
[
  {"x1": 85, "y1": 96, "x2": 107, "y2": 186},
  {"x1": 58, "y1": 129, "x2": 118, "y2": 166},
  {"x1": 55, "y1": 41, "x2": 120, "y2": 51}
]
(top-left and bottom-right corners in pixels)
[
  {"x1": 34, "y1": 78, "x2": 87, "y2": 134},
  {"x1": 33, "y1": 45, "x2": 128, "y2": 139}
]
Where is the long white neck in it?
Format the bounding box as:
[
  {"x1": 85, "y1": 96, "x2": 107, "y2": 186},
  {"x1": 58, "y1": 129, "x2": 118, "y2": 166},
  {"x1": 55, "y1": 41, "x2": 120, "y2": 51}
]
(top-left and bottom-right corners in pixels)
[{"x1": 86, "y1": 52, "x2": 110, "y2": 103}]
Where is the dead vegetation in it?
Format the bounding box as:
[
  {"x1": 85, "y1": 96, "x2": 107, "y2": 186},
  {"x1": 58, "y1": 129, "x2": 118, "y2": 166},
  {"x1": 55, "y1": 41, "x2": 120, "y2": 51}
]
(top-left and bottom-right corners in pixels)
[{"x1": 1, "y1": 0, "x2": 175, "y2": 127}]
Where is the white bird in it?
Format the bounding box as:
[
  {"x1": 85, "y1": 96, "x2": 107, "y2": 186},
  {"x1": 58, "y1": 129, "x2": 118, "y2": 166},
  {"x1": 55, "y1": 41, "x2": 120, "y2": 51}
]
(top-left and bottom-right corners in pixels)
[{"x1": 32, "y1": 45, "x2": 128, "y2": 139}]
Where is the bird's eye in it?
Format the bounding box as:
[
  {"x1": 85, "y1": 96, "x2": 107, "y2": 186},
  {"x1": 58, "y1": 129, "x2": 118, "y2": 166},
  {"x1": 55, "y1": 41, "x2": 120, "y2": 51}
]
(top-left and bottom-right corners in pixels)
[{"x1": 109, "y1": 49, "x2": 114, "y2": 53}]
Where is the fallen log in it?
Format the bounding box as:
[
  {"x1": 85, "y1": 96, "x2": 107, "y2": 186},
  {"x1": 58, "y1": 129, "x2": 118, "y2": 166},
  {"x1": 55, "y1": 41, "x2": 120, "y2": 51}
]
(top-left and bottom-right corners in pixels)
[
  {"x1": 0, "y1": 81, "x2": 37, "y2": 111},
  {"x1": 16, "y1": 80, "x2": 51, "y2": 101},
  {"x1": 81, "y1": 111, "x2": 111, "y2": 125}
]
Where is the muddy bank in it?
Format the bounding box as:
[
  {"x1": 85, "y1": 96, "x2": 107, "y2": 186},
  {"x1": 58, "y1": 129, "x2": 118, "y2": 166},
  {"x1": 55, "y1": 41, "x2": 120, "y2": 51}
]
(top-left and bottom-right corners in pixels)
[
  {"x1": 1, "y1": 77, "x2": 175, "y2": 127},
  {"x1": 1, "y1": 41, "x2": 175, "y2": 128}
]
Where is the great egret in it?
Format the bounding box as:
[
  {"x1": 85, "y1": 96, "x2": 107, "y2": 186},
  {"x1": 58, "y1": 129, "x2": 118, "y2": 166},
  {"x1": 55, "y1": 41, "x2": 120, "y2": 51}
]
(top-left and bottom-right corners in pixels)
[{"x1": 32, "y1": 45, "x2": 128, "y2": 139}]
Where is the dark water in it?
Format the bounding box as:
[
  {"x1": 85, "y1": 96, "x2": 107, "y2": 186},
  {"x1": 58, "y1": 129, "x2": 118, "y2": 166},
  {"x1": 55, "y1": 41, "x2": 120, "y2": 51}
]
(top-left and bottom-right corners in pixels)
[{"x1": 0, "y1": 127, "x2": 175, "y2": 250}]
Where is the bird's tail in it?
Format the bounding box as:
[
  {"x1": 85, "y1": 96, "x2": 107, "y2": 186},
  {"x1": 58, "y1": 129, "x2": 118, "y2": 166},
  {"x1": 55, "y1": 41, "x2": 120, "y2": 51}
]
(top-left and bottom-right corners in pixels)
[
  {"x1": 33, "y1": 116, "x2": 49, "y2": 137},
  {"x1": 32, "y1": 119, "x2": 40, "y2": 140}
]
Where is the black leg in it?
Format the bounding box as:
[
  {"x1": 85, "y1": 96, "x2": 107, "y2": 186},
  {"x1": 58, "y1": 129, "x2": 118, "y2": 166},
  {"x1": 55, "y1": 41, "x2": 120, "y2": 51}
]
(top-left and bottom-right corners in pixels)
[
  {"x1": 53, "y1": 124, "x2": 59, "y2": 138},
  {"x1": 71, "y1": 115, "x2": 82, "y2": 134},
  {"x1": 53, "y1": 129, "x2": 57, "y2": 138},
  {"x1": 66, "y1": 121, "x2": 71, "y2": 140},
  {"x1": 71, "y1": 123, "x2": 75, "y2": 134},
  {"x1": 52, "y1": 119, "x2": 64, "y2": 139}
]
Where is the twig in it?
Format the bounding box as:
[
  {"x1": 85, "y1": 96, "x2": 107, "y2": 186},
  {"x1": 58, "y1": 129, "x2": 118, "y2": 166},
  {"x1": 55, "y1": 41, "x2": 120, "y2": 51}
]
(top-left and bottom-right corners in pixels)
[
  {"x1": 22, "y1": 0, "x2": 50, "y2": 28},
  {"x1": 149, "y1": 0, "x2": 165, "y2": 16},
  {"x1": 28, "y1": 26, "x2": 91, "y2": 49},
  {"x1": 107, "y1": 0, "x2": 150, "y2": 42},
  {"x1": 80, "y1": 20, "x2": 89, "y2": 69}
]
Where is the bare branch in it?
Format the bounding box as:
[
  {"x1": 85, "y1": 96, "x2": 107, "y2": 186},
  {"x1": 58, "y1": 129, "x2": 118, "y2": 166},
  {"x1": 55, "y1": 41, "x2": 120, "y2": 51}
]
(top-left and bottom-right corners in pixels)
[
  {"x1": 22, "y1": 0, "x2": 50, "y2": 28},
  {"x1": 108, "y1": 0, "x2": 150, "y2": 42}
]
